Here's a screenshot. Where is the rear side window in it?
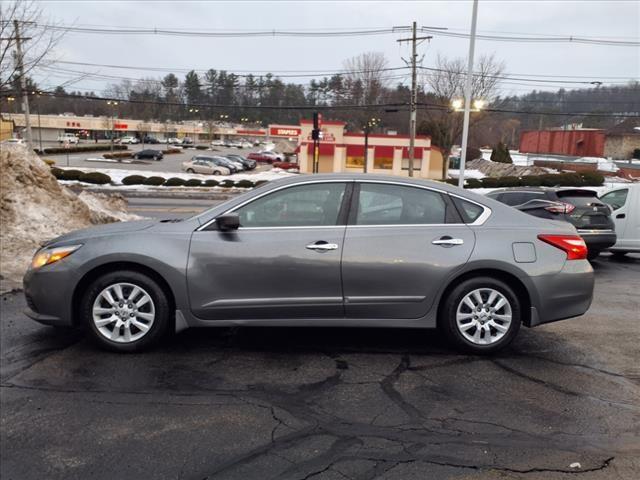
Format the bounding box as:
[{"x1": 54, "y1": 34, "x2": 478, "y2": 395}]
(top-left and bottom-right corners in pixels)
[
  {"x1": 354, "y1": 183, "x2": 453, "y2": 225},
  {"x1": 498, "y1": 191, "x2": 545, "y2": 206},
  {"x1": 452, "y1": 197, "x2": 485, "y2": 223},
  {"x1": 600, "y1": 189, "x2": 628, "y2": 211}
]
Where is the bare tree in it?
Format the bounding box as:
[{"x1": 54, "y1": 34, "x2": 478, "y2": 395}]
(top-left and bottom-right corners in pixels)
[
  {"x1": 418, "y1": 53, "x2": 505, "y2": 178},
  {"x1": 343, "y1": 52, "x2": 390, "y2": 105},
  {"x1": 0, "y1": 0, "x2": 66, "y2": 91}
]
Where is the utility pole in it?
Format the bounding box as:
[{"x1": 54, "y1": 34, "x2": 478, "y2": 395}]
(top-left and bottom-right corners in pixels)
[
  {"x1": 13, "y1": 20, "x2": 34, "y2": 148},
  {"x1": 396, "y1": 23, "x2": 432, "y2": 177}
]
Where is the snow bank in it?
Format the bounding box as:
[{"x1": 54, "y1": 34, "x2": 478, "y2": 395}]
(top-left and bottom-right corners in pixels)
[{"x1": 0, "y1": 145, "x2": 139, "y2": 290}]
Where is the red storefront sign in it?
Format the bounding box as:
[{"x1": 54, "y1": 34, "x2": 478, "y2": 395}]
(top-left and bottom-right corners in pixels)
[
  {"x1": 113, "y1": 123, "x2": 128, "y2": 130},
  {"x1": 270, "y1": 127, "x2": 301, "y2": 137},
  {"x1": 237, "y1": 129, "x2": 266, "y2": 136}
]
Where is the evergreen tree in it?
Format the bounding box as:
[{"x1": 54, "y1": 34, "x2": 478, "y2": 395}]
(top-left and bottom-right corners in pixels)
[{"x1": 490, "y1": 142, "x2": 513, "y2": 163}]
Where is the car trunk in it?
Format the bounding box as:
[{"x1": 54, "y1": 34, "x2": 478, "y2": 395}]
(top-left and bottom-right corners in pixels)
[{"x1": 557, "y1": 190, "x2": 614, "y2": 230}]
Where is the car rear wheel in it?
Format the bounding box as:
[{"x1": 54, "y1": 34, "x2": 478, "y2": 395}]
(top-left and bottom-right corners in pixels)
[
  {"x1": 213, "y1": 170, "x2": 221, "y2": 175},
  {"x1": 439, "y1": 277, "x2": 521, "y2": 354},
  {"x1": 186, "y1": 168, "x2": 195, "y2": 173},
  {"x1": 80, "y1": 270, "x2": 172, "y2": 352}
]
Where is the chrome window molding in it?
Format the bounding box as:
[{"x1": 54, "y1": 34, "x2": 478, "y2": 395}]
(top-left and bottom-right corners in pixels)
[{"x1": 196, "y1": 178, "x2": 492, "y2": 232}]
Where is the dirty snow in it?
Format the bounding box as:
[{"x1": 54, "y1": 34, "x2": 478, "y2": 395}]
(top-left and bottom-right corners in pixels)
[{"x1": 0, "y1": 145, "x2": 140, "y2": 291}]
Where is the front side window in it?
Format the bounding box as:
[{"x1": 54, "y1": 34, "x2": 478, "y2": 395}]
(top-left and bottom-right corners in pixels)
[
  {"x1": 600, "y1": 189, "x2": 628, "y2": 211},
  {"x1": 235, "y1": 183, "x2": 347, "y2": 227},
  {"x1": 355, "y1": 183, "x2": 449, "y2": 225}
]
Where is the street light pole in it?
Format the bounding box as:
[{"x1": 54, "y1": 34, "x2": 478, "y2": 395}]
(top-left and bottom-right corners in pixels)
[
  {"x1": 107, "y1": 100, "x2": 118, "y2": 153},
  {"x1": 457, "y1": 0, "x2": 479, "y2": 188}
]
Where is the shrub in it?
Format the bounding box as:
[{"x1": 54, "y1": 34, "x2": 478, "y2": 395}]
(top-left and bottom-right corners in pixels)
[
  {"x1": 444, "y1": 178, "x2": 458, "y2": 186},
  {"x1": 464, "y1": 178, "x2": 482, "y2": 189},
  {"x1": 254, "y1": 180, "x2": 269, "y2": 187},
  {"x1": 498, "y1": 176, "x2": 521, "y2": 187},
  {"x1": 203, "y1": 179, "x2": 219, "y2": 187},
  {"x1": 43, "y1": 158, "x2": 56, "y2": 166},
  {"x1": 466, "y1": 147, "x2": 482, "y2": 162},
  {"x1": 184, "y1": 178, "x2": 202, "y2": 187},
  {"x1": 164, "y1": 177, "x2": 186, "y2": 186},
  {"x1": 122, "y1": 175, "x2": 147, "y2": 185},
  {"x1": 50, "y1": 167, "x2": 64, "y2": 179},
  {"x1": 162, "y1": 148, "x2": 181, "y2": 155},
  {"x1": 103, "y1": 152, "x2": 133, "y2": 160},
  {"x1": 195, "y1": 145, "x2": 208, "y2": 150},
  {"x1": 143, "y1": 176, "x2": 166, "y2": 186},
  {"x1": 580, "y1": 171, "x2": 604, "y2": 186},
  {"x1": 479, "y1": 177, "x2": 502, "y2": 188},
  {"x1": 219, "y1": 179, "x2": 235, "y2": 188},
  {"x1": 235, "y1": 179, "x2": 254, "y2": 188},
  {"x1": 42, "y1": 145, "x2": 127, "y2": 155},
  {"x1": 59, "y1": 169, "x2": 84, "y2": 181},
  {"x1": 79, "y1": 172, "x2": 111, "y2": 184},
  {"x1": 520, "y1": 175, "x2": 543, "y2": 187},
  {"x1": 490, "y1": 142, "x2": 512, "y2": 164}
]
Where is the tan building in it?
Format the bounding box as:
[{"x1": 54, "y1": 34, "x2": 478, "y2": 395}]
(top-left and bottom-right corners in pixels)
[
  {"x1": 296, "y1": 120, "x2": 443, "y2": 179},
  {"x1": 604, "y1": 118, "x2": 640, "y2": 160}
]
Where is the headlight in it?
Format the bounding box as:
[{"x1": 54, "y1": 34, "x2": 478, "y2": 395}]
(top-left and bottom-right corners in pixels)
[{"x1": 31, "y1": 245, "x2": 82, "y2": 269}]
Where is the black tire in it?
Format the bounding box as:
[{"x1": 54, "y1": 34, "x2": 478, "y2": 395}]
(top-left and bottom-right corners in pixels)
[
  {"x1": 186, "y1": 168, "x2": 195, "y2": 173},
  {"x1": 438, "y1": 276, "x2": 521, "y2": 355},
  {"x1": 213, "y1": 170, "x2": 221, "y2": 175},
  {"x1": 611, "y1": 251, "x2": 627, "y2": 258},
  {"x1": 587, "y1": 250, "x2": 601, "y2": 261},
  {"x1": 133, "y1": 154, "x2": 139, "y2": 160},
  {"x1": 80, "y1": 270, "x2": 172, "y2": 352}
]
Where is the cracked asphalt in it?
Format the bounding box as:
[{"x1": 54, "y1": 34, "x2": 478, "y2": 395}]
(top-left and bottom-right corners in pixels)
[{"x1": 1, "y1": 254, "x2": 639, "y2": 479}]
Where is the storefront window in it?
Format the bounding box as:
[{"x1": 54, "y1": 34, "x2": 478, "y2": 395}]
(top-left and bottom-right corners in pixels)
[
  {"x1": 346, "y1": 156, "x2": 364, "y2": 168},
  {"x1": 374, "y1": 156, "x2": 393, "y2": 169}
]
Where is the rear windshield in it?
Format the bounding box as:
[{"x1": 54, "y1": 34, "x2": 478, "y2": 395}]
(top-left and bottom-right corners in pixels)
[{"x1": 556, "y1": 190, "x2": 602, "y2": 206}]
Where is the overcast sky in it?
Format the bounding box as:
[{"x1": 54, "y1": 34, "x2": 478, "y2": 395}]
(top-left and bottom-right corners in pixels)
[{"x1": 36, "y1": 0, "x2": 640, "y2": 96}]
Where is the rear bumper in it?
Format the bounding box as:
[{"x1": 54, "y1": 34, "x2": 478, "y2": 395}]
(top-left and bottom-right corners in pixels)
[
  {"x1": 527, "y1": 259, "x2": 594, "y2": 327},
  {"x1": 578, "y1": 229, "x2": 617, "y2": 252}
]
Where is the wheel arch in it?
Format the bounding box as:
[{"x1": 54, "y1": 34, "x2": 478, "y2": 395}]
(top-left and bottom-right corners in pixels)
[
  {"x1": 71, "y1": 261, "x2": 177, "y2": 327},
  {"x1": 436, "y1": 268, "x2": 532, "y2": 327}
]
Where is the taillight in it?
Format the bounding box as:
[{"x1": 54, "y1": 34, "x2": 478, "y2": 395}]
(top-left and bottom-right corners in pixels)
[
  {"x1": 538, "y1": 234, "x2": 588, "y2": 260},
  {"x1": 544, "y1": 202, "x2": 575, "y2": 214}
]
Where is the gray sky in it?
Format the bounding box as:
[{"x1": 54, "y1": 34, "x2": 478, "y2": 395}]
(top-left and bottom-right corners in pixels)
[{"x1": 36, "y1": 0, "x2": 640, "y2": 96}]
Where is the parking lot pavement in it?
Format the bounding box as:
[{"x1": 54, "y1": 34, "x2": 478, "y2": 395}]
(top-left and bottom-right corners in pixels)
[
  {"x1": 1, "y1": 254, "x2": 639, "y2": 479},
  {"x1": 41, "y1": 143, "x2": 269, "y2": 174}
]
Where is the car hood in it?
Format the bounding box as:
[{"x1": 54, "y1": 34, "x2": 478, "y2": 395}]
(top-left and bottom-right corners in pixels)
[{"x1": 43, "y1": 220, "x2": 156, "y2": 247}]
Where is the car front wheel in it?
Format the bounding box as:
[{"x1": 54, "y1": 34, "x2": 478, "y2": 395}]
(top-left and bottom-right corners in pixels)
[
  {"x1": 186, "y1": 168, "x2": 195, "y2": 173},
  {"x1": 80, "y1": 270, "x2": 172, "y2": 352},
  {"x1": 439, "y1": 276, "x2": 521, "y2": 354},
  {"x1": 213, "y1": 170, "x2": 221, "y2": 175}
]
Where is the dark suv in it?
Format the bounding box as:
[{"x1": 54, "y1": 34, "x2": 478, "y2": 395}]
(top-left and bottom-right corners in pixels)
[{"x1": 486, "y1": 187, "x2": 616, "y2": 260}]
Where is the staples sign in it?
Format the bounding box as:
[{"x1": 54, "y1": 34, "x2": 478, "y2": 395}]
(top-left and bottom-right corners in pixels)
[{"x1": 270, "y1": 127, "x2": 301, "y2": 137}]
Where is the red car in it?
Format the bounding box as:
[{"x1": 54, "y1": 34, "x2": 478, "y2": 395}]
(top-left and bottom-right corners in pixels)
[
  {"x1": 273, "y1": 161, "x2": 299, "y2": 170},
  {"x1": 246, "y1": 151, "x2": 283, "y2": 164}
]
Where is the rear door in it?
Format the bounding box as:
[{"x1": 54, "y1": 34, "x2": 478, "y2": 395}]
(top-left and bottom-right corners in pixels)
[
  {"x1": 556, "y1": 190, "x2": 614, "y2": 231},
  {"x1": 341, "y1": 182, "x2": 477, "y2": 319}
]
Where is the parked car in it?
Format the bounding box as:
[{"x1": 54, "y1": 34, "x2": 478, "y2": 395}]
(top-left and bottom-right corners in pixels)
[
  {"x1": 273, "y1": 161, "x2": 299, "y2": 170},
  {"x1": 210, "y1": 139, "x2": 224, "y2": 147},
  {"x1": 24, "y1": 174, "x2": 594, "y2": 354},
  {"x1": 133, "y1": 149, "x2": 163, "y2": 161},
  {"x1": 192, "y1": 155, "x2": 240, "y2": 174},
  {"x1": 240, "y1": 141, "x2": 253, "y2": 149},
  {"x1": 182, "y1": 158, "x2": 230, "y2": 176},
  {"x1": 120, "y1": 136, "x2": 140, "y2": 145},
  {"x1": 247, "y1": 151, "x2": 283, "y2": 163},
  {"x1": 600, "y1": 184, "x2": 640, "y2": 256},
  {"x1": 225, "y1": 154, "x2": 257, "y2": 170},
  {"x1": 57, "y1": 133, "x2": 79, "y2": 144},
  {"x1": 181, "y1": 137, "x2": 194, "y2": 146},
  {"x1": 2, "y1": 138, "x2": 25, "y2": 145},
  {"x1": 228, "y1": 140, "x2": 243, "y2": 149},
  {"x1": 165, "y1": 137, "x2": 181, "y2": 144},
  {"x1": 142, "y1": 136, "x2": 160, "y2": 144},
  {"x1": 486, "y1": 187, "x2": 616, "y2": 260},
  {"x1": 214, "y1": 156, "x2": 244, "y2": 172}
]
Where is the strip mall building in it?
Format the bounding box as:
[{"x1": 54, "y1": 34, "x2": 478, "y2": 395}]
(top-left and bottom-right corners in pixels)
[{"x1": 3, "y1": 112, "x2": 445, "y2": 179}]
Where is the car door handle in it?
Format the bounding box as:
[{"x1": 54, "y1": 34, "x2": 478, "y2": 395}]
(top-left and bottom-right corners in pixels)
[
  {"x1": 616, "y1": 213, "x2": 625, "y2": 219},
  {"x1": 432, "y1": 237, "x2": 464, "y2": 246},
  {"x1": 306, "y1": 242, "x2": 339, "y2": 252}
]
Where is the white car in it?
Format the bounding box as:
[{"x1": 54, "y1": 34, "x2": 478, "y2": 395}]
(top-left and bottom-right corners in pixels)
[
  {"x1": 57, "y1": 133, "x2": 79, "y2": 144},
  {"x1": 600, "y1": 184, "x2": 640, "y2": 256},
  {"x1": 2, "y1": 138, "x2": 25, "y2": 145},
  {"x1": 240, "y1": 141, "x2": 253, "y2": 148},
  {"x1": 181, "y1": 159, "x2": 230, "y2": 176},
  {"x1": 120, "y1": 136, "x2": 140, "y2": 144},
  {"x1": 211, "y1": 139, "x2": 224, "y2": 147}
]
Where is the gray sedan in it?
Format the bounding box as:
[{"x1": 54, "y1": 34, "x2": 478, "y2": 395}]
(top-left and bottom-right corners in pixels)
[{"x1": 23, "y1": 174, "x2": 594, "y2": 354}]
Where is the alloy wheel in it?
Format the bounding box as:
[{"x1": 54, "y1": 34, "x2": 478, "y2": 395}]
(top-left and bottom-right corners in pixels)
[
  {"x1": 455, "y1": 288, "x2": 512, "y2": 345},
  {"x1": 92, "y1": 282, "x2": 155, "y2": 343}
]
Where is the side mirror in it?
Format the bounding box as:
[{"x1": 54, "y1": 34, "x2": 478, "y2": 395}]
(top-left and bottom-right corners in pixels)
[{"x1": 216, "y1": 213, "x2": 240, "y2": 231}]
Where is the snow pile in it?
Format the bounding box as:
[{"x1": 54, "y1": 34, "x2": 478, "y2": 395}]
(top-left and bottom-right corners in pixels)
[
  {"x1": 0, "y1": 144, "x2": 139, "y2": 290},
  {"x1": 464, "y1": 158, "x2": 551, "y2": 177}
]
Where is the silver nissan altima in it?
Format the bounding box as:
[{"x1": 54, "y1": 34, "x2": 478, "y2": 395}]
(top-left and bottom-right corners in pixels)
[{"x1": 23, "y1": 174, "x2": 594, "y2": 354}]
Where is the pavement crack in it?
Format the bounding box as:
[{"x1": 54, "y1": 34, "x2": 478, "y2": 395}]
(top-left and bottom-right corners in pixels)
[{"x1": 379, "y1": 355, "x2": 425, "y2": 422}]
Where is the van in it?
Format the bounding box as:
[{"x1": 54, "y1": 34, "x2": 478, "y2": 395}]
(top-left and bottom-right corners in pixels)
[{"x1": 600, "y1": 184, "x2": 640, "y2": 256}]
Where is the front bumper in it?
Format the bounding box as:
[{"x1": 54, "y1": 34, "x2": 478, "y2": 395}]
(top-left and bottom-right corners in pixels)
[
  {"x1": 527, "y1": 259, "x2": 594, "y2": 327},
  {"x1": 23, "y1": 265, "x2": 77, "y2": 327}
]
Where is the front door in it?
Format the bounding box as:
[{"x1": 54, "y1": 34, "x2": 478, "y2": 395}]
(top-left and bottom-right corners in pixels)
[
  {"x1": 188, "y1": 182, "x2": 350, "y2": 320},
  {"x1": 341, "y1": 182, "x2": 476, "y2": 319}
]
